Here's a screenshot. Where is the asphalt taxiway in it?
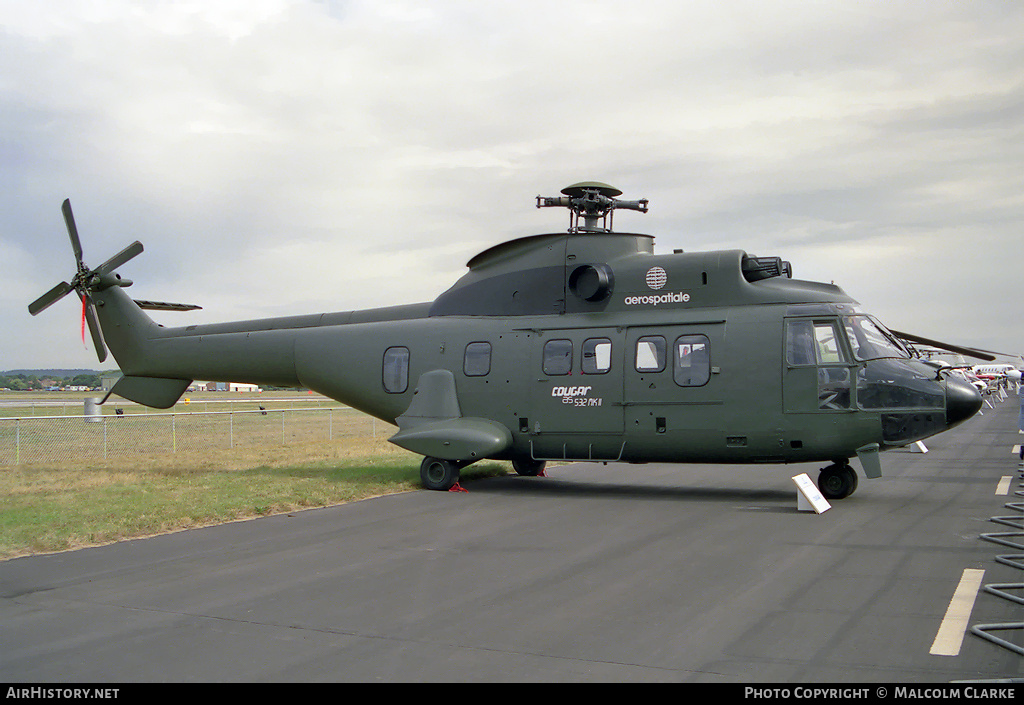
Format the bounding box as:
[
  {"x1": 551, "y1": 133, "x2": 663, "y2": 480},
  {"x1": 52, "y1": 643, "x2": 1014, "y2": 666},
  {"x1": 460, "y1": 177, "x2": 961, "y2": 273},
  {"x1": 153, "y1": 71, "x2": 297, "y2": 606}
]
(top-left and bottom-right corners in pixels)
[{"x1": 2, "y1": 398, "x2": 1022, "y2": 682}]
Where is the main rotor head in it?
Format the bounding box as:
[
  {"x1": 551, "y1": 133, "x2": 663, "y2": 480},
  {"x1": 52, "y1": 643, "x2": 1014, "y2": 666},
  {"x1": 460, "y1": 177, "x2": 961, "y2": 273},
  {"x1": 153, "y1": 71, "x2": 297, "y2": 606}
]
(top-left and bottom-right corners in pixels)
[{"x1": 536, "y1": 181, "x2": 648, "y2": 233}]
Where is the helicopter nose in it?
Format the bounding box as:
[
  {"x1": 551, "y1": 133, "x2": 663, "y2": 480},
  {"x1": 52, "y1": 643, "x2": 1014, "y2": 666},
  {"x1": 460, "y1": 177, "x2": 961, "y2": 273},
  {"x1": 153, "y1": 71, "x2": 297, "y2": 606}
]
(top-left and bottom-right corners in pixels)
[{"x1": 946, "y1": 376, "x2": 983, "y2": 428}]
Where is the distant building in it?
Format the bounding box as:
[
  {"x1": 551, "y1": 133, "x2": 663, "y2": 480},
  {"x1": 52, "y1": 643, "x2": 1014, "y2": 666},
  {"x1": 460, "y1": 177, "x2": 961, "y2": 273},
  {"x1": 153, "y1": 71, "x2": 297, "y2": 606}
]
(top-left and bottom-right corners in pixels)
[
  {"x1": 100, "y1": 372, "x2": 122, "y2": 392},
  {"x1": 105, "y1": 376, "x2": 262, "y2": 394},
  {"x1": 193, "y1": 381, "x2": 262, "y2": 392}
]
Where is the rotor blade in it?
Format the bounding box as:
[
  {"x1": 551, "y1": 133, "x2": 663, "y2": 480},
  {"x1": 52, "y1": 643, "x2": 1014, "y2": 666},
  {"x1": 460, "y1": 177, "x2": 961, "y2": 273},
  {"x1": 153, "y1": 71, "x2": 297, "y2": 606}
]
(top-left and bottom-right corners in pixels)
[
  {"x1": 28, "y1": 281, "x2": 73, "y2": 316},
  {"x1": 893, "y1": 330, "x2": 1006, "y2": 359},
  {"x1": 83, "y1": 296, "x2": 108, "y2": 363},
  {"x1": 133, "y1": 299, "x2": 202, "y2": 312},
  {"x1": 62, "y1": 199, "x2": 84, "y2": 267},
  {"x1": 96, "y1": 240, "x2": 144, "y2": 276},
  {"x1": 889, "y1": 329, "x2": 999, "y2": 361}
]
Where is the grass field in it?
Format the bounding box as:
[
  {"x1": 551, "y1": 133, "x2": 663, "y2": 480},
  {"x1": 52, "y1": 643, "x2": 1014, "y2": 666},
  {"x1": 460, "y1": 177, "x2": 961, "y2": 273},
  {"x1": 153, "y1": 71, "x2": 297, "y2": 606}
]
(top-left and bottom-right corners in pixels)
[
  {"x1": 0, "y1": 391, "x2": 510, "y2": 560},
  {"x1": 1, "y1": 390, "x2": 402, "y2": 465}
]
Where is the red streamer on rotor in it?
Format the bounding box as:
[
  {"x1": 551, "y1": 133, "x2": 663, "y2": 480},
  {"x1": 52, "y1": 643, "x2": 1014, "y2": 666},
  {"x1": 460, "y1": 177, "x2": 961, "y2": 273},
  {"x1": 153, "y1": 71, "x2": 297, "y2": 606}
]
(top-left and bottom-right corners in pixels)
[{"x1": 80, "y1": 294, "x2": 87, "y2": 346}]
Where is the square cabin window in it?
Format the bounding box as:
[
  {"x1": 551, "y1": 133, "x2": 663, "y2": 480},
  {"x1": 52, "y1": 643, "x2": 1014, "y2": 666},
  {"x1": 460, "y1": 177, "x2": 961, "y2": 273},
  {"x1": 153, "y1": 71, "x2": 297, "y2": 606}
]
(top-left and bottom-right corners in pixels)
[
  {"x1": 674, "y1": 334, "x2": 710, "y2": 387},
  {"x1": 543, "y1": 339, "x2": 573, "y2": 376},
  {"x1": 382, "y1": 346, "x2": 409, "y2": 393},
  {"x1": 464, "y1": 342, "x2": 492, "y2": 376},
  {"x1": 582, "y1": 338, "x2": 612, "y2": 374},
  {"x1": 635, "y1": 336, "x2": 666, "y2": 372}
]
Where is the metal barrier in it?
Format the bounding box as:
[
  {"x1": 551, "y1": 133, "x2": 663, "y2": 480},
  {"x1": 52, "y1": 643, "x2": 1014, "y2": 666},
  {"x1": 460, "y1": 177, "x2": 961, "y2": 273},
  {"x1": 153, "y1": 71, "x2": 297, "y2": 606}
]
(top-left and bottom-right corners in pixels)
[
  {"x1": 974, "y1": 465, "x2": 1024, "y2": 656},
  {"x1": 0, "y1": 405, "x2": 390, "y2": 466}
]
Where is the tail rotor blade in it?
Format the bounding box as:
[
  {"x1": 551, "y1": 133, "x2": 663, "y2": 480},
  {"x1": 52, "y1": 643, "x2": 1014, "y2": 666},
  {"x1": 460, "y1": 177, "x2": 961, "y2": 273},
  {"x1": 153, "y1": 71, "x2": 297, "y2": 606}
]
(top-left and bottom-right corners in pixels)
[
  {"x1": 62, "y1": 199, "x2": 84, "y2": 267},
  {"x1": 29, "y1": 281, "x2": 74, "y2": 316},
  {"x1": 96, "y1": 240, "x2": 144, "y2": 276},
  {"x1": 82, "y1": 295, "x2": 108, "y2": 363}
]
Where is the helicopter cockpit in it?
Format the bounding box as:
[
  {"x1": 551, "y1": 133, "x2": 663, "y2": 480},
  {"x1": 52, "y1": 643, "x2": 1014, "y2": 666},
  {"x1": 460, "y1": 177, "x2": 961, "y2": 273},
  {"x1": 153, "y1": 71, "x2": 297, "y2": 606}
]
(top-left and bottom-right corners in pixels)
[{"x1": 784, "y1": 307, "x2": 979, "y2": 445}]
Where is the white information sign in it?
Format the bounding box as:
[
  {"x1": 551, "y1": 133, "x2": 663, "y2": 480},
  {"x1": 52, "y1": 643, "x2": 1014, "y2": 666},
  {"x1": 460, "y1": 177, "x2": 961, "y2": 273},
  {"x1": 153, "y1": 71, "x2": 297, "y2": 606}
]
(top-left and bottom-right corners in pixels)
[{"x1": 792, "y1": 473, "x2": 831, "y2": 514}]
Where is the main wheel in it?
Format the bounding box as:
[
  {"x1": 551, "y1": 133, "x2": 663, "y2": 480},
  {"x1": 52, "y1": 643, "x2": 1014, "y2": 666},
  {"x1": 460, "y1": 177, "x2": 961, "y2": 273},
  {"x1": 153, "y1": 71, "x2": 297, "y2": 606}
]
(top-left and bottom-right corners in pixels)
[
  {"x1": 842, "y1": 465, "x2": 858, "y2": 495},
  {"x1": 420, "y1": 457, "x2": 460, "y2": 491},
  {"x1": 512, "y1": 457, "x2": 546, "y2": 477},
  {"x1": 818, "y1": 463, "x2": 856, "y2": 500}
]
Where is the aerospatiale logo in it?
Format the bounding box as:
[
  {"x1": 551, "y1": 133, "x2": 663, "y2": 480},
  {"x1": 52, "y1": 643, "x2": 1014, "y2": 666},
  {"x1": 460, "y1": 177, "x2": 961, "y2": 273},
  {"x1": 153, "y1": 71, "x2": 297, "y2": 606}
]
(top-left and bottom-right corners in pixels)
[
  {"x1": 625, "y1": 265, "x2": 691, "y2": 306},
  {"x1": 645, "y1": 266, "x2": 667, "y2": 290}
]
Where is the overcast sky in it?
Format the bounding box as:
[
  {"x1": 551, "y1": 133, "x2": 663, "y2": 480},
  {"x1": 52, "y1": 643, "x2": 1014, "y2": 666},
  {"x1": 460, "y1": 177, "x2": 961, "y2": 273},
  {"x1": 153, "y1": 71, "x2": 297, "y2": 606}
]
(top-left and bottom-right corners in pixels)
[{"x1": 2, "y1": 0, "x2": 1022, "y2": 371}]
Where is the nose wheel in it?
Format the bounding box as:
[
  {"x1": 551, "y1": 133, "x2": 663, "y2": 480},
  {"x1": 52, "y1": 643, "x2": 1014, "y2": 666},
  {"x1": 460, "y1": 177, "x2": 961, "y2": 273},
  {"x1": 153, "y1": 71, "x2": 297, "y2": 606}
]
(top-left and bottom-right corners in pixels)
[{"x1": 818, "y1": 462, "x2": 858, "y2": 500}]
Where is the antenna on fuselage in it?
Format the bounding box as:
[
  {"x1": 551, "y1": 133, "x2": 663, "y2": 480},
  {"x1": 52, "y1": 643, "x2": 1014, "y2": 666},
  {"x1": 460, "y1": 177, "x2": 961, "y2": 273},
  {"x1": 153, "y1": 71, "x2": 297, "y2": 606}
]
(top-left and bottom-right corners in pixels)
[{"x1": 536, "y1": 181, "x2": 648, "y2": 233}]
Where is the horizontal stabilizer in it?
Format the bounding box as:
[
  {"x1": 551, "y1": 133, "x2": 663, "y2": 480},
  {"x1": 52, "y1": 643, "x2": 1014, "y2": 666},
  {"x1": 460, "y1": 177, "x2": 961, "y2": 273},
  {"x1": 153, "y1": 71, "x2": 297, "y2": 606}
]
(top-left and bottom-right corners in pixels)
[
  {"x1": 133, "y1": 299, "x2": 203, "y2": 312},
  {"x1": 389, "y1": 417, "x2": 512, "y2": 461},
  {"x1": 102, "y1": 375, "x2": 192, "y2": 409}
]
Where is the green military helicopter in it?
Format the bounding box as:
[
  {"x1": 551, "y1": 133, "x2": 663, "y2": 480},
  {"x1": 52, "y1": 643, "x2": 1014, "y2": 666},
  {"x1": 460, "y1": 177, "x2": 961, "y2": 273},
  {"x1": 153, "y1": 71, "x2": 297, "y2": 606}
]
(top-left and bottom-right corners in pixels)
[{"x1": 29, "y1": 183, "x2": 988, "y2": 499}]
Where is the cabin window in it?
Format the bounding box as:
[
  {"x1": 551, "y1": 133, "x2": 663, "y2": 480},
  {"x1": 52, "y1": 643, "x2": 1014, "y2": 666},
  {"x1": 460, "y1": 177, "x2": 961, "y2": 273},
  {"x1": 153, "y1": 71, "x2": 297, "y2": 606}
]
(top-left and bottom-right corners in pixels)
[
  {"x1": 674, "y1": 335, "x2": 710, "y2": 386},
  {"x1": 382, "y1": 346, "x2": 409, "y2": 393},
  {"x1": 464, "y1": 342, "x2": 492, "y2": 376},
  {"x1": 543, "y1": 339, "x2": 573, "y2": 376},
  {"x1": 635, "y1": 336, "x2": 666, "y2": 372},
  {"x1": 582, "y1": 338, "x2": 612, "y2": 374}
]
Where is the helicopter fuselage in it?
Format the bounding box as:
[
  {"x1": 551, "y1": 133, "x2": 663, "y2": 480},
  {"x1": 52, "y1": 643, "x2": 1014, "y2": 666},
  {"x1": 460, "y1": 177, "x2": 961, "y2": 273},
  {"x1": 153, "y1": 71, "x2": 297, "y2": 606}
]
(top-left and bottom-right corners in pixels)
[{"x1": 91, "y1": 230, "x2": 982, "y2": 484}]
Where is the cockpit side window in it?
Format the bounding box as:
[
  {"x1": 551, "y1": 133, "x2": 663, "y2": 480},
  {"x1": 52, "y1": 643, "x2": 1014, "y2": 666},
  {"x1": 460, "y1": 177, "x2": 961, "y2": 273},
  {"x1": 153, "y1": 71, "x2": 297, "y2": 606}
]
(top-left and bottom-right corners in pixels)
[
  {"x1": 786, "y1": 320, "x2": 847, "y2": 365},
  {"x1": 787, "y1": 320, "x2": 816, "y2": 365},
  {"x1": 785, "y1": 319, "x2": 852, "y2": 410},
  {"x1": 843, "y1": 316, "x2": 909, "y2": 361},
  {"x1": 813, "y1": 321, "x2": 846, "y2": 363}
]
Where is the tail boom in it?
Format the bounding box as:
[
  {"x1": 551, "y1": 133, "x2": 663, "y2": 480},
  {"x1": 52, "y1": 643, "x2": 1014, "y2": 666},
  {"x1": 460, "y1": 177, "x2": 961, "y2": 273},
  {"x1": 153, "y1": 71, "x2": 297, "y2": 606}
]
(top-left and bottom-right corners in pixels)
[{"x1": 92, "y1": 287, "x2": 302, "y2": 404}]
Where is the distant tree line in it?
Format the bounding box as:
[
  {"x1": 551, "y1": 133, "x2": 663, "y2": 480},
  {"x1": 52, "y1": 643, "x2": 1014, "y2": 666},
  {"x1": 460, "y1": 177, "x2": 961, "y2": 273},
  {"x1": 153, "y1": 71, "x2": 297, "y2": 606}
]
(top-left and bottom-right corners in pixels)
[{"x1": 0, "y1": 373, "x2": 102, "y2": 390}]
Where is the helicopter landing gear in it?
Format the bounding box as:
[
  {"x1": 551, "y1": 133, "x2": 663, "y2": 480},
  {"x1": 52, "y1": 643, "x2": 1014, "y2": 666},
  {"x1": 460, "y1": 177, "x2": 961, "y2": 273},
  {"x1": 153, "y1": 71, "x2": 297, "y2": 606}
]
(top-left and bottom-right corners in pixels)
[
  {"x1": 817, "y1": 461, "x2": 858, "y2": 500},
  {"x1": 420, "y1": 457, "x2": 462, "y2": 491},
  {"x1": 512, "y1": 457, "x2": 546, "y2": 477}
]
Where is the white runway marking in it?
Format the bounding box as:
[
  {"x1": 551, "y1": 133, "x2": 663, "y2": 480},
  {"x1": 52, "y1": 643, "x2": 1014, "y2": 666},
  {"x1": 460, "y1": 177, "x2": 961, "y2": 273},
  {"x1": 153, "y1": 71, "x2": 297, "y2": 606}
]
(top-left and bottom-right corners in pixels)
[{"x1": 930, "y1": 569, "x2": 985, "y2": 656}]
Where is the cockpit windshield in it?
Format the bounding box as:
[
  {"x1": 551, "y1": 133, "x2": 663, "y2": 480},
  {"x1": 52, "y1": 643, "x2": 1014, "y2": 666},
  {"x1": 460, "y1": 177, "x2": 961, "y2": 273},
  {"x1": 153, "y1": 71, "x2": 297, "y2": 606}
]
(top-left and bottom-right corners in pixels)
[{"x1": 843, "y1": 315, "x2": 910, "y2": 361}]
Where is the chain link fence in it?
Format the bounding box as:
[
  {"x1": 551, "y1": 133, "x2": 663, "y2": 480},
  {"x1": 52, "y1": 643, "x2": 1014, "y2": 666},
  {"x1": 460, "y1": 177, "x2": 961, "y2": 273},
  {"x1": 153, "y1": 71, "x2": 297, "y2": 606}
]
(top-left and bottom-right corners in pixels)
[{"x1": 0, "y1": 400, "x2": 394, "y2": 466}]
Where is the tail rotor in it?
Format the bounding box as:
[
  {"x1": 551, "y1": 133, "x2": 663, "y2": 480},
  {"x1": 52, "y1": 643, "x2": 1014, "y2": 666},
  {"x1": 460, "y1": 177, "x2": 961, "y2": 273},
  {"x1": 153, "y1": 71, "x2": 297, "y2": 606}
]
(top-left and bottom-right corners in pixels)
[{"x1": 28, "y1": 199, "x2": 143, "y2": 363}]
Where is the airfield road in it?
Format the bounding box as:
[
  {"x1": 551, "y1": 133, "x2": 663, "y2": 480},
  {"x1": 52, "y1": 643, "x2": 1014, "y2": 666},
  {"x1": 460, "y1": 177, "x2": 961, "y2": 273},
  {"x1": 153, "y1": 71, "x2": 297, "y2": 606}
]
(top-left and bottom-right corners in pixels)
[{"x1": 1, "y1": 400, "x2": 1022, "y2": 682}]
